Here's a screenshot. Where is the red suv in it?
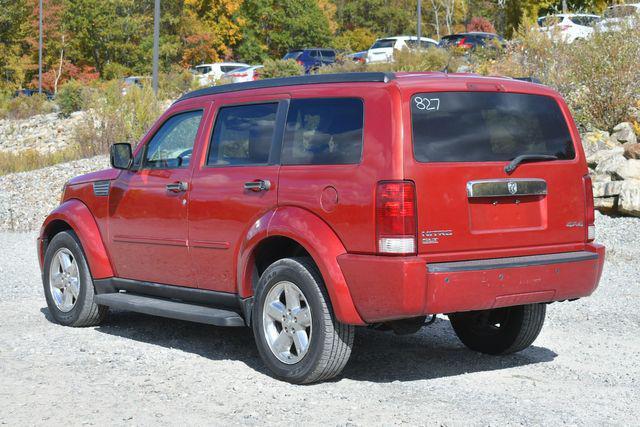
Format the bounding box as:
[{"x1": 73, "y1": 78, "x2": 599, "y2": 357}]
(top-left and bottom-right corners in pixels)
[{"x1": 38, "y1": 72, "x2": 605, "y2": 383}]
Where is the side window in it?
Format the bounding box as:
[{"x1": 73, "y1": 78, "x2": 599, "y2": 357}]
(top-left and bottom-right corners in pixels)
[
  {"x1": 309, "y1": 50, "x2": 320, "y2": 58},
  {"x1": 281, "y1": 98, "x2": 364, "y2": 165},
  {"x1": 207, "y1": 103, "x2": 278, "y2": 166},
  {"x1": 321, "y1": 50, "x2": 335, "y2": 60},
  {"x1": 144, "y1": 110, "x2": 203, "y2": 169}
]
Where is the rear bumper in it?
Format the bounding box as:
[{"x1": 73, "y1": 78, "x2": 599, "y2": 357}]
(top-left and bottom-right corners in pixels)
[{"x1": 337, "y1": 244, "x2": 605, "y2": 323}]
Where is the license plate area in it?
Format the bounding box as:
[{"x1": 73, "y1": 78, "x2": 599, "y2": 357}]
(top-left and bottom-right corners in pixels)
[{"x1": 468, "y1": 195, "x2": 547, "y2": 233}]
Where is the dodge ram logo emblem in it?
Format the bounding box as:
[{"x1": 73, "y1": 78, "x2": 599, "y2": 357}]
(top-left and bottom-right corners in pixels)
[{"x1": 507, "y1": 181, "x2": 518, "y2": 195}]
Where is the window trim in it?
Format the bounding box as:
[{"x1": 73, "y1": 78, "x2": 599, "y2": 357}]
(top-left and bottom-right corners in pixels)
[
  {"x1": 204, "y1": 100, "x2": 287, "y2": 169},
  {"x1": 139, "y1": 109, "x2": 205, "y2": 171},
  {"x1": 280, "y1": 97, "x2": 366, "y2": 167},
  {"x1": 409, "y1": 91, "x2": 577, "y2": 164}
]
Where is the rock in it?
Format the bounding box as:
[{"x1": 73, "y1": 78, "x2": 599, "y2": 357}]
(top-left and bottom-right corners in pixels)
[
  {"x1": 587, "y1": 146, "x2": 625, "y2": 167},
  {"x1": 594, "y1": 151, "x2": 627, "y2": 176},
  {"x1": 590, "y1": 173, "x2": 611, "y2": 183},
  {"x1": 592, "y1": 181, "x2": 626, "y2": 197},
  {"x1": 593, "y1": 196, "x2": 617, "y2": 211},
  {"x1": 612, "y1": 122, "x2": 638, "y2": 145},
  {"x1": 624, "y1": 143, "x2": 640, "y2": 160},
  {"x1": 581, "y1": 131, "x2": 620, "y2": 160},
  {"x1": 618, "y1": 183, "x2": 640, "y2": 217},
  {"x1": 614, "y1": 159, "x2": 640, "y2": 181}
]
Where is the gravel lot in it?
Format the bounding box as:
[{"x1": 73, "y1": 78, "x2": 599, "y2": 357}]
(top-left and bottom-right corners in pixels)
[{"x1": 1, "y1": 213, "x2": 638, "y2": 425}]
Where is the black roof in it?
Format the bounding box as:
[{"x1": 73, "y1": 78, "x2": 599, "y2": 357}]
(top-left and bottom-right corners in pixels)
[{"x1": 178, "y1": 72, "x2": 395, "y2": 102}]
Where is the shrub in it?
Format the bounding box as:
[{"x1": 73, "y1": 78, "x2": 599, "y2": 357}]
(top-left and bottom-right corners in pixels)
[
  {"x1": 260, "y1": 59, "x2": 304, "y2": 79},
  {"x1": 0, "y1": 93, "x2": 56, "y2": 120},
  {"x1": 159, "y1": 66, "x2": 197, "y2": 99},
  {"x1": 321, "y1": 48, "x2": 462, "y2": 74},
  {"x1": 56, "y1": 80, "x2": 85, "y2": 117},
  {"x1": 72, "y1": 81, "x2": 164, "y2": 158},
  {"x1": 0, "y1": 147, "x2": 82, "y2": 175}
]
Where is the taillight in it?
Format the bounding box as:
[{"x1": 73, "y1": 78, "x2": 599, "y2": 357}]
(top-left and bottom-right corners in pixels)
[
  {"x1": 376, "y1": 181, "x2": 417, "y2": 255},
  {"x1": 583, "y1": 175, "x2": 595, "y2": 241},
  {"x1": 297, "y1": 60, "x2": 304, "y2": 65}
]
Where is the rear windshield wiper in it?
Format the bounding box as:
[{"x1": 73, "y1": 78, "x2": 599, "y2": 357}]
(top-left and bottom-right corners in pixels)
[{"x1": 505, "y1": 154, "x2": 558, "y2": 174}]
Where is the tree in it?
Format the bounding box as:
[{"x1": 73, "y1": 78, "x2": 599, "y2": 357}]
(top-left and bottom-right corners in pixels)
[
  {"x1": 466, "y1": 16, "x2": 496, "y2": 33},
  {"x1": 236, "y1": 0, "x2": 331, "y2": 63}
]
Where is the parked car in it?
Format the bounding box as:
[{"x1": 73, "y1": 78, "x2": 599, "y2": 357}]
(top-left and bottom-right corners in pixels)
[
  {"x1": 193, "y1": 62, "x2": 249, "y2": 85},
  {"x1": 13, "y1": 88, "x2": 54, "y2": 100},
  {"x1": 222, "y1": 65, "x2": 264, "y2": 83},
  {"x1": 438, "y1": 32, "x2": 506, "y2": 50},
  {"x1": 346, "y1": 50, "x2": 367, "y2": 64},
  {"x1": 282, "y1": 48, "x2": 337, "y2": 73},
  {"x1": 597, "y1": 3, "x2": 640, "y2": 32},
  {"x1": 537, "y1": 14, "x2": 601, "y2": 43},
  {"x1": 121, "y1": 76, "x2": 150, "y2": 96},
  {"x1": 38, "y1": 72, "x2": 605, "y2": 384},
  {"x1": 366, "y1": 36, "x2": 438, "y2": 63}
]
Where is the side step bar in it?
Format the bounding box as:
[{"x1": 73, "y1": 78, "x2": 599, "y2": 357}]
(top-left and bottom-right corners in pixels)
[{"x1": 94, "y1": 293, "x2": 246, "y2": 327}]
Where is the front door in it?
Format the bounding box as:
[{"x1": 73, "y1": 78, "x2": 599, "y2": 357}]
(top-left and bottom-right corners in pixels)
[
  {"x1": 108, "y1": 103, "x2": 209, "y2": 287},
  {"x1": 188, "y1": 96, "x2": 287, "y2": 293}
]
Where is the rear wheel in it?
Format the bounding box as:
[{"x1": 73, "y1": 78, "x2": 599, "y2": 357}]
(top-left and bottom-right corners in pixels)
[
  {"x1": 43, "y1": 230, "x2": 107, "y2": 327},
  {"x1": 252, "y1": 257, "x2": 354, "y2": 384},
  {"x1": 449, "y1": 304, "x2": 546, "y2": 355}
]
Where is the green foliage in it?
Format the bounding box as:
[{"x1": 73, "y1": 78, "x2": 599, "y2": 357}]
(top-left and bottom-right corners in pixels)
[
  {"x1": 260, "y1": 59, "x2": 305, "y2": 79},
  {"x1": 332, "y1": 28, "x2": 376, "y2": 52},
  {"x1": 56, "y1": 80, "x2": 85, "y2": 116},
  {"x1": 159, "y1": 66, "x2": 196, "y2": 99},
  {"x1": 101, "y1": 63, "x2": 132, "y2": 81},
  {"x1": 236, "y1": 0, "x2": 332, "y2": 63}
]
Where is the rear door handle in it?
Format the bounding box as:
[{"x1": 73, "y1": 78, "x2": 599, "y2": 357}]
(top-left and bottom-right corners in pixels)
[
  {"x1": 244, "y1": 180, "x2": 271, "y2": 192},
  {"x1": 166, "y1": 181, "x2": 188, "y2": 193}
]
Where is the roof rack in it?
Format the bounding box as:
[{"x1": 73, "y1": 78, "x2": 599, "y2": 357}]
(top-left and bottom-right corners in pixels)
[{"x1": 178, "y1": 72, "x2": 396, "y2": 102}]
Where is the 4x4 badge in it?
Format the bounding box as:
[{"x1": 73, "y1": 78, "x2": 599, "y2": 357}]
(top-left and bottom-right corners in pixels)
[{"x1": 507, "y1": 181, "x2": 518, "y2": 195}]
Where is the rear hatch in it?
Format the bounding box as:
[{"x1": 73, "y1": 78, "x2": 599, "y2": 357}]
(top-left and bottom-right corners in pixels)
[{"x1": 405, "y1": 89, "x2": 589, "y2": 260}]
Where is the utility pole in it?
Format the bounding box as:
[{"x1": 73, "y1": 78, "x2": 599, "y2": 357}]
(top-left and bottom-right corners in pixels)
[
  {"x1": 562, "y1": 0, "x2": 568, "y2": 14},
  {"x1": 417, "y1": 0, "x2": 422, "y2": 46},
  {"x1": 152, "y1": 0, "x2": 160, "y2": 95},
  {"x1": 38, "y1": 0, "x2": 43, "y2": 94}
]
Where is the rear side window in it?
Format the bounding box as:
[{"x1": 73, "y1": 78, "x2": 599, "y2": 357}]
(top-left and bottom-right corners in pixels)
[
  {"x1": 207, "y1": 103, "x2": 278, "y2": 166},
  {"x1": 371, "y1": 39, "x2": 395, "y2": 49},
  {"x1": 282, "y1": 98, "x2": 364, "y2": 165},
  {"x1": 321, "y1": 50, "x2": 336, "y2": 60},
  {"x1": 411, "y1": 92, "x2": 575, "y2": 163}
]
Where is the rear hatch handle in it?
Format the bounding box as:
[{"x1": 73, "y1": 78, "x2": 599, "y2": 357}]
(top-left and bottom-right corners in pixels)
[{"x1": 505, "y1": 154, "x2": 558, "y2": 174}]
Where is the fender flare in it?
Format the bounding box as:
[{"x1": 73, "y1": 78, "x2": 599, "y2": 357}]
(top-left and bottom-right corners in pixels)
[
  {"x1": 39, "y1": 199, "x2": 114, "y2": 279},
  {"x1": 238, "y1": 207, "x2": 365, "y2": 325}
]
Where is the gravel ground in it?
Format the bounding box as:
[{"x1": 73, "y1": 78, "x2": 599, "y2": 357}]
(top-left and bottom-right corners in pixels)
[{"x1": 0, "y1": 212, "x2": 638, "y2": 425}]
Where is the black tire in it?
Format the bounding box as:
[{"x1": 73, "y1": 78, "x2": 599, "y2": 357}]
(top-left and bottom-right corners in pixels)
[
  {"x1": 449, "y1": 304, "x2": 546, "y2": 355},
  {"x1": 42, "y1": 230, "x2": 107, "y2": 327},
  {"x1": 252, "y1": 257, "x2": 354, "y2": 384}
]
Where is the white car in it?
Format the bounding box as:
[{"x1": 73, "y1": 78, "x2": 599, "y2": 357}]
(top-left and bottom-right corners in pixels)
[
  {"x1": 222, "y1": 65, "x2": 264, "y2": 83},
  {"x1": 366, "y1": 36, "x2": 438, "y2": 63},
  {"x1": 537, "y1": 14, "x2": 601, "y2": 43},
  {"x1": 193, "y1": 62, "x2": 249, "y2": 85},
  {"x1": 597, "y1": 3, "x2": 640, "y2": 32}
]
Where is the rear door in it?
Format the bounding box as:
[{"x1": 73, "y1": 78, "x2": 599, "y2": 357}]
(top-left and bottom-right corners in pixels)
[
  {"x1": 404, "y1": 89, "x2": 588, "y2": 261},
  {"x1": 188, "y1": 95, "x2": 287, "y2": 293}
]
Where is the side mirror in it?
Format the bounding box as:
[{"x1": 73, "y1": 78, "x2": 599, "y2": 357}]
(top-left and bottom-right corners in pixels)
[{"x1": 110, "y1": 143, "x2": 133, "y2": 170}]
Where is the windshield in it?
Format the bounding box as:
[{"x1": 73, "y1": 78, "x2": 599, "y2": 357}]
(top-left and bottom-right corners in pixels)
[
  {"x1": 371, "y1": 39, "x2": 395, "y2": 49},
  {"x1": 605, "y1": 6, "x2": 638, "y2": 18},
  {"x1": 411, "y1": 92, "x2": 575, "y2": 162},
  {"x1": 284, "y1": 51, "x2": 302, "y2": 60}
]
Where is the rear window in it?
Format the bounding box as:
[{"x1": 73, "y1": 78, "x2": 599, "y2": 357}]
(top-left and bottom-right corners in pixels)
[
  {"x1": 438, "y1": 35, "x2": 465, "y2": 47},
  {"x1": 411, "y1": 92, "x2": 575, "y2": 163},
  {"x1": 282, "y1": 98, "x2": 363, "y2": 165},
  {"x1": 371, "y1": 39, "x2": 395, "y2": 49},
  {"x1": 570, "y1": 16, "x2": 600, "y2": 26}
]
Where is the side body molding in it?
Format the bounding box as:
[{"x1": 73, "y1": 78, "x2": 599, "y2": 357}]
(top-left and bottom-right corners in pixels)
[
  {"x1": 238, "y1": 206, "x2": 365, "y2": 325},
  {"x1": 38, "y1": 199, "x2": 114, "y2": 279}
]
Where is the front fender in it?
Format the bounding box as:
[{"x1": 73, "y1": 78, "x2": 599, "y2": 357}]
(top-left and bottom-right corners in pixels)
[
  {"x1": 266, "y1": 207, "x2": 365, "y2": 325},
  {"x1": 38, "y1": 199, "x2": 114, "y2": 279}
]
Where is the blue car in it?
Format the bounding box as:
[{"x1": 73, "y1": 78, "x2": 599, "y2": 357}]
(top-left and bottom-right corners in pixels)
[{"x1": 283, "y1": 48, "x2": 337, "y2": 73}]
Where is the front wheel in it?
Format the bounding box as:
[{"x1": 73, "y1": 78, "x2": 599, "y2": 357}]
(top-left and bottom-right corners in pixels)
[
  {"x1": 449, "y1": 304, "x2": 546, "y2": 355},
  {"x1": 42, "y1": 230, "x2": 107, "y2": 327},
  {"x1": 252, "y1": 258, "x2": 354, "y2": 384}
]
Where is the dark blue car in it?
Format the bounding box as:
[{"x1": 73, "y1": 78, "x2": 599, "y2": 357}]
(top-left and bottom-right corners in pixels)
[{"x1": 283, "y1": 48, "x2": 337, "y2": 73}]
